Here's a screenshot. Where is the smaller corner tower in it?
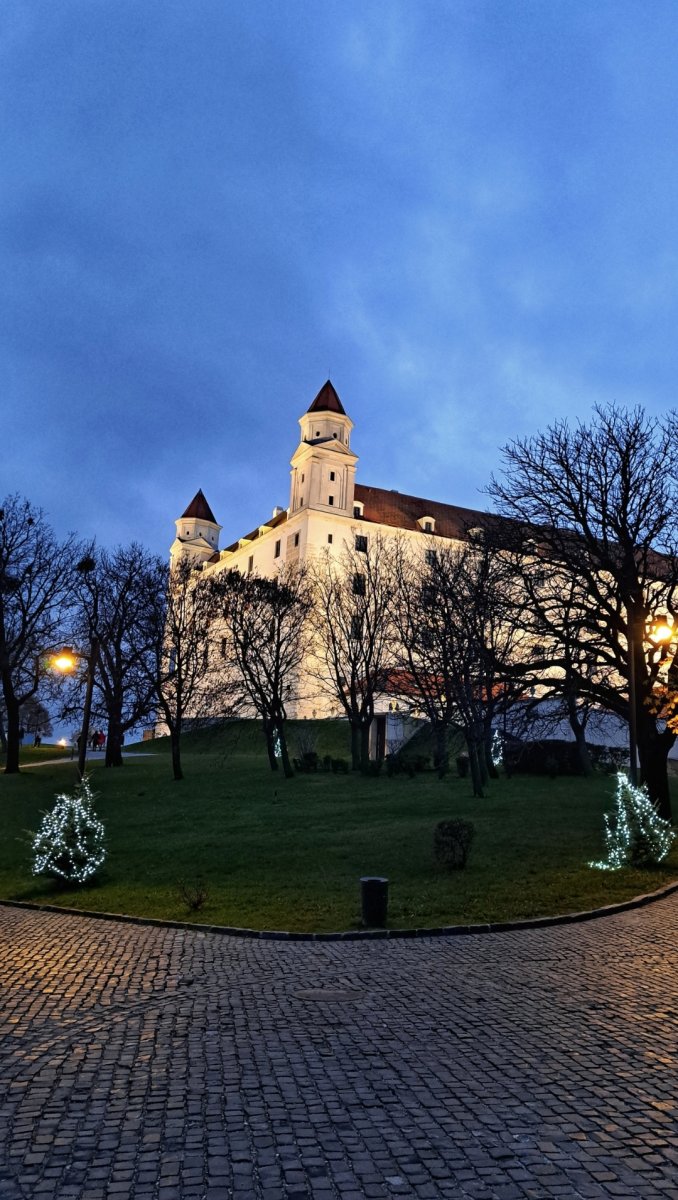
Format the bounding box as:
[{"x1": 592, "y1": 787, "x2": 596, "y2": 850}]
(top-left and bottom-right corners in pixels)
[
  {"x1": 290, "y1": 381, "x2": 358, "y2": 516},
  {"x1": 170, "y1": 489, "x2": 222, "y2": 566}
]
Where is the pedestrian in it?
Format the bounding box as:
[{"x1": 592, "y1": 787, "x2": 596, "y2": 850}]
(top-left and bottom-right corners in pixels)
[
  {"x1": 91, "y1": 731, "x2": 98, "y2": 751},
  {"x1": 98, "y1": 730, "x2": 106, "y2": 751}
]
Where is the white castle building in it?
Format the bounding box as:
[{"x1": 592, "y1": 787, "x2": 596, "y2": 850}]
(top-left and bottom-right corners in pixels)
[
  {"x1": 171, "y1": 379, "x2": 486, "y2": 584},
  {"x1": 170, "y1": 380, "x2": 656, "y2": 762},
  {"x1": 170, "y1": 380, "x2": 491, "y2": 742}
]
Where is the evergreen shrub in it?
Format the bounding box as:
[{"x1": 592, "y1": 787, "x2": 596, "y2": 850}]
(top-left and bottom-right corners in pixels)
[{"x1": 433, "y1": 818, "x2": 475, "y2": 870}]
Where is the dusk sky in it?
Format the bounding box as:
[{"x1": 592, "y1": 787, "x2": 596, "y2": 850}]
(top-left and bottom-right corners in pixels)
[{"x1": 4, "y1": 1, "x2": 678, "y2": 560}]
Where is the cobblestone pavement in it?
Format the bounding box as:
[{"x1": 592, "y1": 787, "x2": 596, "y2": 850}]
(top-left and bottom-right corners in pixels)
[{"x1": 1, "y1": 900, "x2": 677, "y2": 1200}]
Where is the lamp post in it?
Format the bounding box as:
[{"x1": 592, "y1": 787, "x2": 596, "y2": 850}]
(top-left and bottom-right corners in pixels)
[
  {"x1": 627, "y1": 618, "x2": 673, "y2": 786},
  {"x1": 50, "y1": 639, "x2": 100, "y2": 779}
]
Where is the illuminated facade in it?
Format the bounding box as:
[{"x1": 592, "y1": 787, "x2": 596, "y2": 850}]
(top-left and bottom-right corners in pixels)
[{"x1": 171, "y1": 381, "x2": 488, "y2": 730}]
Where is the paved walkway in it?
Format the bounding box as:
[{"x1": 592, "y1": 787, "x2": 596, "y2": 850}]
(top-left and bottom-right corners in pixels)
[
  {"x1": 1, "y1": 898, "x2": 677, "y2": 1200},
  {"x1": 19, "y1": 752, "x2": 157, "y2": 769}
]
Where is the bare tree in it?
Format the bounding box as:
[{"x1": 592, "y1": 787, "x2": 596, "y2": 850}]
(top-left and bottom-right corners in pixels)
[
  {"x1": 499, "y1": 567, "x2": 623, "y2": 776},
  {"x1": 392, "y1": 535, "x2": 529, "y2": 796},
  {"x1": 309, "y1": 533, "x2": 397, "y2": 771},
  {"x1": 217, "y1": 563, "x2": 313, "y2": 777},
  {"x1": 488, "y1": 404, "x2": 678, "y2": 818},
  {"x1": 0, "y1": 495, "x2": 80, "y2": 773},
  {"x1": 0, "y1": 696, "x2": 52, "y2": 748},
  {"x1": 68, "y1": 544, "x2": 167, "y2": 766},
  {"x1": 144, "y1": 556, "x2": 233, "y2": 781}
]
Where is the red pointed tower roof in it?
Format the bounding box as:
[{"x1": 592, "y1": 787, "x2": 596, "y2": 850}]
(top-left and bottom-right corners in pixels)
[
  {"x1": 181, "y1": 489, "x2": 217, "y2": 523},
  {"x1": 306, "y1": 380, "x2": 346, "y2": 416}
]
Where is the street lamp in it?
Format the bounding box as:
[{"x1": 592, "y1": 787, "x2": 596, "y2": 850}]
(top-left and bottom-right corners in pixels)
[
  {"x1": 627, "y1": 618, "x2": 674, "y2": 786},
  {"x1": 50, "y1": 639, "x2": 100, "y2": 779}
]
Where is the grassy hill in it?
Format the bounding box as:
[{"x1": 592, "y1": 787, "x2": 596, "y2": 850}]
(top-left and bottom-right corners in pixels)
[{"x1": 0, "y1": 718, "x2": 676, "y2": 933}]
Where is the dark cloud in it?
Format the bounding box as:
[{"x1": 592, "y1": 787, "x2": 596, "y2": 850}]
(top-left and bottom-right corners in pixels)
[{"x1": 3, "y1": 0, "x2": 678, "y2": 556}]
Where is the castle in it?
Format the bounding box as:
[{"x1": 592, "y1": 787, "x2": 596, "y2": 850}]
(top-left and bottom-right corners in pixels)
[
  {"x1": 170, "y1": 381, "x2": 489, "y2": 735},
  {"x1": 171, "y1": 380, "x2": 487, "y2": 582}
]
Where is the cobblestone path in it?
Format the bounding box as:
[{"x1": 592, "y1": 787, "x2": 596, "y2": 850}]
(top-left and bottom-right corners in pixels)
[{"x1": 1, "y1": 899, "x2": 677, "y2": 1200}]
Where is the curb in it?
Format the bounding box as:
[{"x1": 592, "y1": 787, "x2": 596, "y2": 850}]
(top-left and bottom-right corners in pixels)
[{"x1": 1, "y1": 878, "x2": 678, "y2": 941}]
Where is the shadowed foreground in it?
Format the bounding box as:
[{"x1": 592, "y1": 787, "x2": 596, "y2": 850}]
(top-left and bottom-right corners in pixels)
[{"x1": 1, "y1": 898, "x2": 677, "y2": 1199}]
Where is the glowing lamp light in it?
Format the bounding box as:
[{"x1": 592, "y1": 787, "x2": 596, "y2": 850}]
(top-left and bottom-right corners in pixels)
[
  {"x1": 650, "y1": 622, "x2": 673, "y2": 646},
  {"x1": 51, "y1": 649, "x2": 77, "y2": 673}
]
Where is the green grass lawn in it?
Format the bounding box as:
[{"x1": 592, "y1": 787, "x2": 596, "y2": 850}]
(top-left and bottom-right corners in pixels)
[{"x1": 1, "y1": 720, "x2": 676, "y2": 933}]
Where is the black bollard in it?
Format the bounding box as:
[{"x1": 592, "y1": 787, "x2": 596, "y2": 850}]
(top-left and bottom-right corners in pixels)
[{"x1": 360, "y1": 876, "x2": 389, "y2": 927}]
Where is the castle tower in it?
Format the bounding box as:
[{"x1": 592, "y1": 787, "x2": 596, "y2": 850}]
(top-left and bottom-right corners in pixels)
[
  {"x1": 289, "y1": 381, "x2": 358, "y2": 516},
  {"x1": 170, "y1": 489, "x2": 222, "y2": 566}
]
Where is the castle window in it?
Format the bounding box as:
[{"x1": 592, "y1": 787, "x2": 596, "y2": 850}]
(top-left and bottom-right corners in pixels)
[
  {"x1": 425, "y1": 548, "x2": 437, "y2": 566},
  {"x1": 329, "y1": 471, "x2": 335, "y2": 481},
  {"x1": 220, "y1": 637, "x2": 227, "y2": 658},
  {"x1": 333, "y1": 432, "x2": 337, "y2": 438},
  {"x1": 315, "y1": 430, "x2": 320, "y2": 437},
  {"x1": 327, "y1": 534, "x2": 333, "y2": 544},
  {"x1": 301, "y1": 474, "x2": 305, "y2": 482},
  {"x1": 353, "y1": 501, "x2": 364, "y2": 518},
  {"x1": 248, "y1": 555, "x2": 254, "y2": 573},
  {"x1": 355, "y1": 535, "x2": 368, "y2": 553},
  {"x1": 300, "y1": 496, "x2": 303, "y2": 507},
  {"x1": 352, "y1": 573, "x2": 366, "y2": 596},
  {"x1": 294, "y1": 533, "x2": 300, "y2": 547},
  {"x1": 417, "y1": 515, "x2": 436, "y2": 534},
  {"x1": 274, "y1": 539, "x2": 281, "y2": 558},
  {"x1": 328, "y1": 495, "x2": 334, "y2": 506},
  {"x1": 421, "y1": 583, "x2": 437, "y2": 608}
]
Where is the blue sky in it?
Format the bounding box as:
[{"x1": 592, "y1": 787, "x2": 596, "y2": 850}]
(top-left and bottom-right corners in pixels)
[{"x1": 3, "y1": 0, "x2": 678, "y2": 558}]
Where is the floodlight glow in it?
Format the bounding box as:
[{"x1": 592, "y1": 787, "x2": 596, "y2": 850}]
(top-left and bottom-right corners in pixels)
[
  {"x1": 51, "y1": 650, "x2": 77, "y2": 672},
  {"x1": 650, "y1": 622, "x2": 673, "y2": 645}
]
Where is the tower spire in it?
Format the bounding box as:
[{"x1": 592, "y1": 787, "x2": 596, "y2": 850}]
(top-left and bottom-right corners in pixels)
[
  {"x1": 289, "y1": 382, "x2": 357, "y2": 515},
  {"x1": 170, "y1": 489, "x2": 222, "y2": 565}
]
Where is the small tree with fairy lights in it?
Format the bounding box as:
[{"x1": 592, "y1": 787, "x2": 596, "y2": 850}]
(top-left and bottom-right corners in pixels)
[
  {"x1": 590, "y1": 772, "x2": 674, "y2": 871},
  {"x1": 32, "y1": 776, "x2": 106, "y2": 884}
]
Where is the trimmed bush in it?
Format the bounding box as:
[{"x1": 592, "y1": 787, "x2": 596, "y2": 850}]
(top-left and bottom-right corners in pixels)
[{"x1": 433, "y1": 818, "x2": 475, "y2": 870}]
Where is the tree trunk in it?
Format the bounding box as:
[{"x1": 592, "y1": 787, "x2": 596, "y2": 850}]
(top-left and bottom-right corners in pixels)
[
  {"x1": 468, "y1": 739, "x2": 484, "y2": 798},
  {"x1": 566, "y1": 693, "x2": 593, "y2": 776},
  {"x1": 434, "y1": 725, "x2": 449, "y2": 777},
  {"x1": 263, "y1": 724, "x2": 279, "y2": 771},
  {"x1": 360, "y1": 722, "x2": 371, "y2": 771},
  {"x1": 476, "y1": 725, "x2": 489, "y2": 786},
  {"x1": 350, "y1": 724, "x2": 361, "y2": 771},
  {"x1": 170, "y1": 726, "x2": 183, "y2": 782},
  {"x1": 0, "y1": 707, "x2": 6, "y2": 753},
  {"x1": 2, "y1": 683, "x2": 20, "y2": 774},
  {"x1": 638, "y1": 721, "x2": 674, "y2": 822},
  {"x1": 105, "y1": 719, "x2": 124, "y2": 768},
  {"x1": 276, "y1": 721, "x2": 294, "y2": 779}
]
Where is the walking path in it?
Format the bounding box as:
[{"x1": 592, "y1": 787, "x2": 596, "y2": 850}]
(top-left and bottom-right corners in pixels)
[
  {"x1": 18, "y1": 751, "x2": 157, "y2": 768},
  {"x1": 1, "y1": 897, "x2": 677, "y2": 1200}
]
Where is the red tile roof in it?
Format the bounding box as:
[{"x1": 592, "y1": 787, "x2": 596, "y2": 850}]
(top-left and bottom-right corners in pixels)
[
  {"x1": 307, "y1": 380, "x2": 346, "y2": 416},
  {"x1": 354, "y1": 483, "x2": 493, "y2": 541},
  {"x1": 181, "y1": 489, "x2": 217, "y2": 523}
]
